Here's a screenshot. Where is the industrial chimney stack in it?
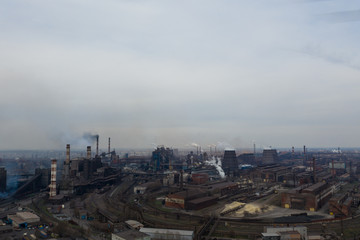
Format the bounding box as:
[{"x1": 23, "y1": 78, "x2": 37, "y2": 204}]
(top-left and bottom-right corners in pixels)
[
  {"x1": 108, "y1": 137, "x2": 111, "y2": 154},
  {"x1": 313, "y1": 157, "x2": 316, "y2": 183},
  {"x1": 66, "y1": 144, "x2": 70, "y2": 164},
  {"x1": 87, "y1": 146, "x2": 91, "y2": 159},
  {"x1": 96, "y1": 135, "x2": 99, "y2": 156},
  {"x1": 50, "y1": 159, "x2": 57, "y2": 197}
]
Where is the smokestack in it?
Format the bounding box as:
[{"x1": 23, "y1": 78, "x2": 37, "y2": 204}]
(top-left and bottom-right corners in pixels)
[
  {"x1": 332, "y1": 159, "x2": 335, "y2": 177},
  {"x1": 50, "y1": 159, "x2": 57, "y2": 197},
  {"x1": 66, "y1": 144, "x2": 70, "y2": 164},
  {"x1": 87, "y1": 146, "x2": 91, "y2": 159},
  {"x1": 96, "y1": 135, "x2": 99, "y2": 156},
  {"x1": 180, "y1": 170, "x2": 184, "y2": 190},
  {"x1": 303, "y1": 145, "x2": 306, "y2": 166},
  {"x1": 313, "y1": 157, "x2": 316, "y2": 183},
  {"x1": 108, "y1": 137, "x2": 111, "y2": 154}
]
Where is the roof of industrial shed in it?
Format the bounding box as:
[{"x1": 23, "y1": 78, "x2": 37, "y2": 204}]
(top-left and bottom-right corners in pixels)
[
  {"x1": 125, "y1": 219, "x2": 144, "y2": 229},
  {"x1": 16, "y1": 211, "x2": 39, "y2": 220},
  {"x1": 187, "y1": 196, "x2": 218, "y2": 204},
  {"x1": 8, "y1": 214, "x2": 25, "y2": 224},
  {"x1": 167, "y1": 189, "x2": 205, "y2": 199},
  {"x1": 140, "y1": 227, "x2": 194, "y2": 236},
  {"x1": 113, "y1": 229, "x2": 149, "y2": 239},
  {"x1": 303, "y1": 182, "x2": 326, "y2": 192}
]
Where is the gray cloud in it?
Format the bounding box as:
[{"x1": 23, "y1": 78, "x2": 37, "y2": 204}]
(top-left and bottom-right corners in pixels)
[
  {"x1": 1, "y1": 0, "x2": 360, "y2": 150},
  {"x1": 318, "y1": 9, "x2": 360, "y2": 23}
]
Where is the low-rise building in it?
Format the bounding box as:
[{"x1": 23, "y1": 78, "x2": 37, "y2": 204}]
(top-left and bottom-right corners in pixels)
[
  {"x1": 281, "y1": 182, "x2": 333, "y2": 211},
  {"x1": 263, "y1": 226, "x2": 308, "y2": 240},
  {"x1": 125, "y1": 220, "x2": 144, "y2": 230},
  {"x1": 165, "y1": 189, "x2": 206, "y2": 209},
  {"x1": 139, "y1": 228, "x2": 194, "y2": 240},
  {"x1": 7, "y1": 212, "x2": 40, "y2": 228}
]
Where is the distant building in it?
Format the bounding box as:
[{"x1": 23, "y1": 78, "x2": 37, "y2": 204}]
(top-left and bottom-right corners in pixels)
[
  {"x1": 222, "y1": 150, "x2": 237, "y2": 174},
  {"x1": 152, "y1": 147, "x2": 174, "y2": 171},
  {"x1": 238, "y1": 153, "x2": 255, "y2": 165},
  {"x1": 262, "y1": 149, "x2": 278, "y2": 164},
  {"x1": 0, "y1": 167, "x2": 6, "y2": 192},
  {"x1": 250, "y1": 164, "x2": 290, "y2": 183}
]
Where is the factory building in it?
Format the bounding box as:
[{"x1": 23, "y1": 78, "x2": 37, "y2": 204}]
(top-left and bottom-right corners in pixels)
[
  {"x1": 262, "y1": 149, "x2": 278, "y2": 164},
  {"x1": 328, "y1": 161, "x2": 346, "y2": 175},
  {"x1": 165, "y1": 189, "x2": 207, "y2": 209},
  {"x1": 191, "y1": 173, "x2": 209, "y2": 185},
  {"x1": 329, "y1": 193, "x2": 353, "y2": 217},
  {"x1": 59, "y1": 142, "x2": 120, "y2": 197},
  {"x1": 281, "y1": 182, "x2": 333, "y2": 211},
  {"x1": 250, "y1": 164, "x2": 291, "y2": 183},
  {"x1": 237, "y1": 153, "x2": 256, "y2": 165},
  {"x1": 222, "y1": 150, "x2": 237, "y2": 175},
  {"x1": 7, "y1": 212, "x2": 40, "y2": 228},
  {"x1": 152, "y1": 147, "x2": 174, "y2": 171},
  {"x1": 0, "y1": 167, "x2": 6, "y2": 192}
]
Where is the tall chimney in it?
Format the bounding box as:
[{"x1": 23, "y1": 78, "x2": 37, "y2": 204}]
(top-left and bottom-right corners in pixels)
[
  {"x1": 96, "y1": 135, "x2": 99, "y2": 156},
  {"x1": 87, "y1": 146, "x2": 91, "y2": 159},
  {"x1": 303, "y1": 145, "x2": 306, "y2": 166},
  {"x1": 180, "y1": 170, "x2": 184, "y2": 190},
  {"x1": 332, "y1": 160, "x2": 335, "y2": 177},
  {"x1": 50, "y1": 159, "x2": 57, "y2": 197},
  {"x1": 66, "y1": 144, "x2": 70, "y2": 164},
  {"x1": 313, "y1": 157, "x2": 316, "y2": 183},
  {"x1": 108, "y1": 137, "x2": 111, "y2": 154}
]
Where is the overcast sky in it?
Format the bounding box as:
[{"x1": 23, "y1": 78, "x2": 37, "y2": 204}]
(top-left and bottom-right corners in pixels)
[{"x1": 1, "y1": 0, "x2": 360, "y2": 151}]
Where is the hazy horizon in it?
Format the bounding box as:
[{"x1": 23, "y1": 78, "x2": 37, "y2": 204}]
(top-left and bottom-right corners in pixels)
[{"x1": 1, "y1": 1, "x2": 360, "y2": 150}]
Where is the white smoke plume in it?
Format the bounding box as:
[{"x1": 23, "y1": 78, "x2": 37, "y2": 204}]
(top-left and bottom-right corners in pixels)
[
  {"x1": 205, "y1": 156, "x2": 225, "y2": 178},
  {"x1": 191, "y1": 143, "x2": 199, "y2": 147},
  {"x1": 58, "y1": 132, "x2": 99, "y2": 148},
  {"x1": 216, "y1": 141, "x2": 234, "y2": 151}
]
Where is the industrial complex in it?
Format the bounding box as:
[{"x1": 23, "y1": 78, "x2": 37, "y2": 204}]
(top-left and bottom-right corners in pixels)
[{"x1": 2, "y1": 140, "x2": 360, "y2": 239}]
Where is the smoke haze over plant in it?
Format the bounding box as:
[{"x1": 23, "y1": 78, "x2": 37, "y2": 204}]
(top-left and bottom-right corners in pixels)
[{"x1": 1, "y1": 0, "x2": 360, "y2": 150}]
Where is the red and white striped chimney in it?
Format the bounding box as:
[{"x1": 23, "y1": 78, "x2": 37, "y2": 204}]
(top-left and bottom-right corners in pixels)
[{"x1": 50, "y1": 159, "x2": 57, "y2": 197}]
